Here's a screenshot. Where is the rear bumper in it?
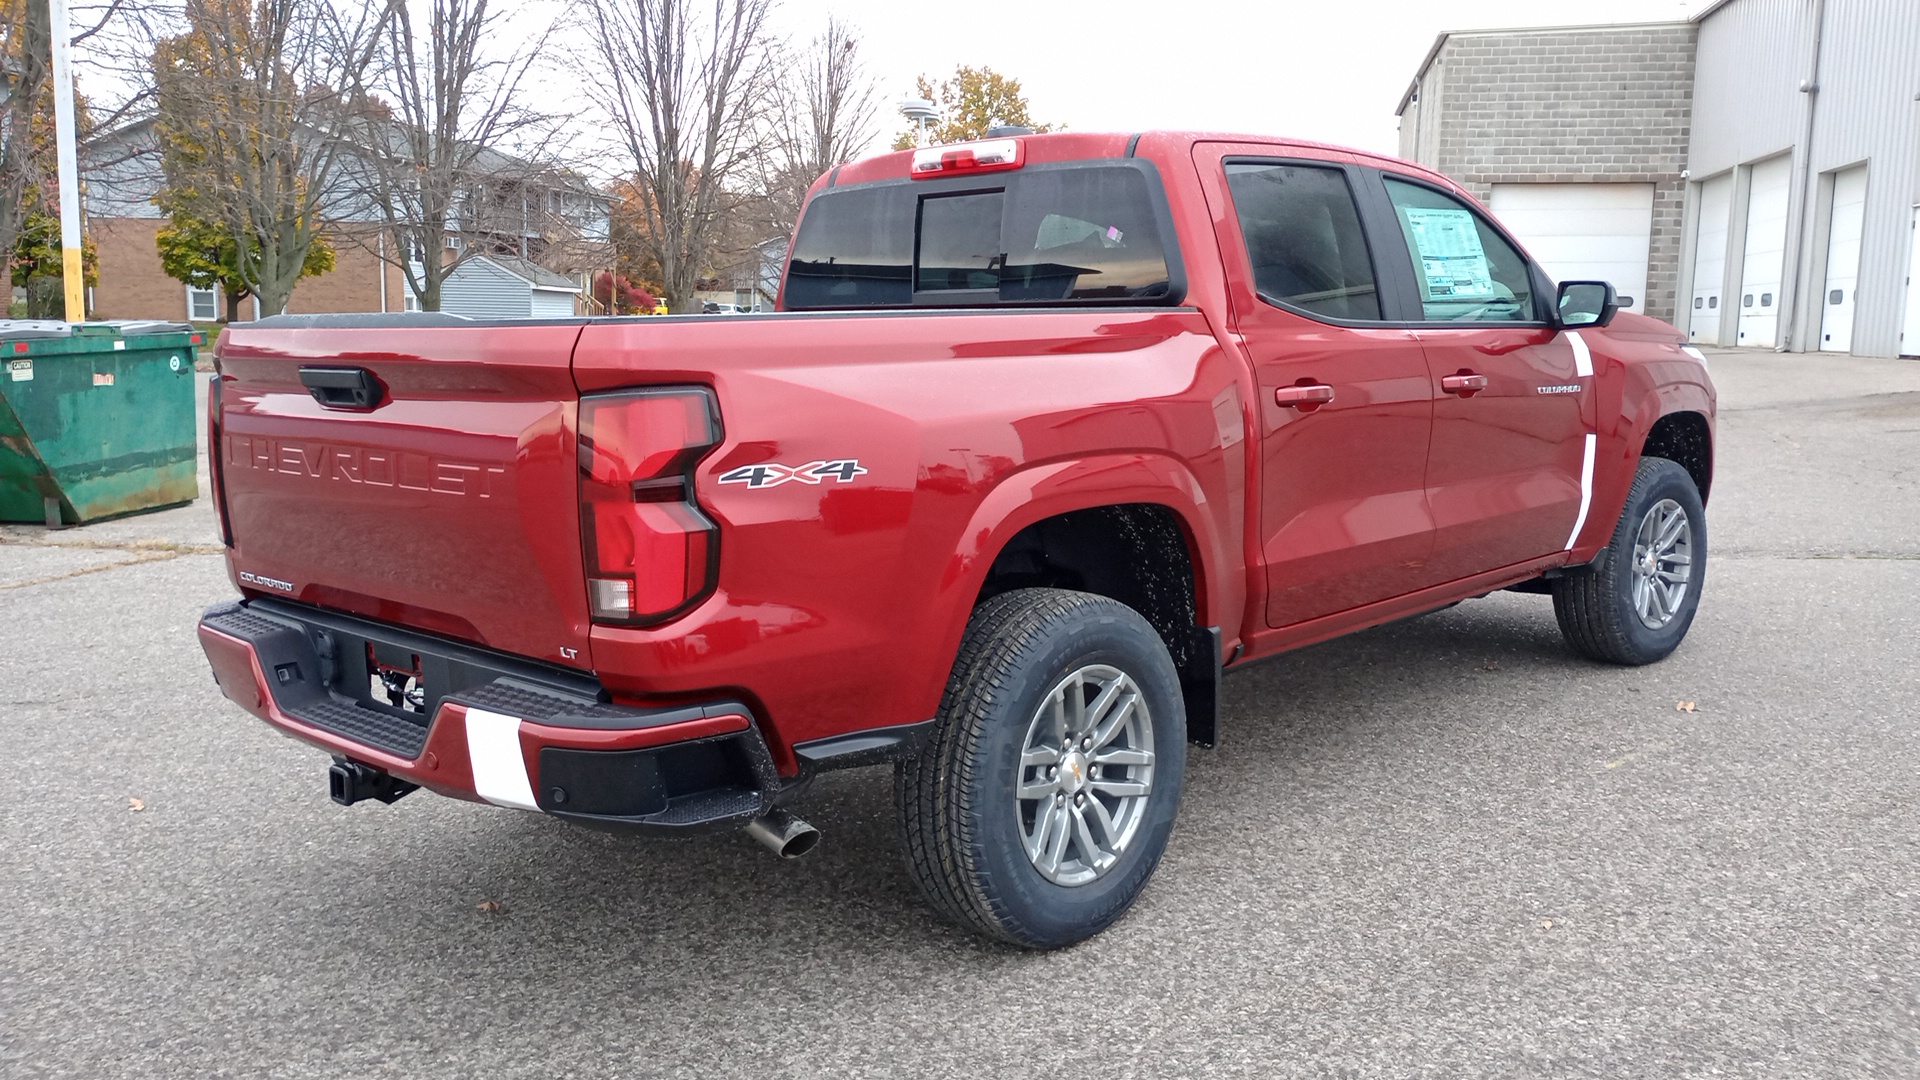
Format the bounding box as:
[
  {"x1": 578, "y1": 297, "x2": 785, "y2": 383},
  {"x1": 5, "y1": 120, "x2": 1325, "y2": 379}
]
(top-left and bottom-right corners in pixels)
[{"x1": 197, "y1": 599, "x2": 781, "y2": 833}]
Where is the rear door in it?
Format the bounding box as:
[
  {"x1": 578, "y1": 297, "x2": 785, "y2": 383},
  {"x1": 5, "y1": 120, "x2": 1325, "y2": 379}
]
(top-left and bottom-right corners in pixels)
[
  {"x1": 1366, "y1": 169, "x2": 1591, "y2": 585},
  {"x1": 1194, "y1": 143, "x2": 1435, "y2": 628},
  {"x1": 215, "y1": 322, "x2": 594, "y2": 669}
]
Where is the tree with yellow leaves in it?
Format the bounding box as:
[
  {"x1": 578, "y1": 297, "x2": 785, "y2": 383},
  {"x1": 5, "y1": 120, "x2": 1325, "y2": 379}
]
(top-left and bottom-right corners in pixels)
[
  {"x1": 151, "y1": 0, "x2": 386, "y2": 316},
  {"x1": 891, "y1": 66, "x2": 1054, "y2": 151}
]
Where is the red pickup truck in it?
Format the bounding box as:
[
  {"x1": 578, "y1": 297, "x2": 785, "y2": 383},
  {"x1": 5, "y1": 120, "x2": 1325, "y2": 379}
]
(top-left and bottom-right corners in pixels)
[{"x1": 197, "y1": 130, "x2": 1715, "y2": 948}]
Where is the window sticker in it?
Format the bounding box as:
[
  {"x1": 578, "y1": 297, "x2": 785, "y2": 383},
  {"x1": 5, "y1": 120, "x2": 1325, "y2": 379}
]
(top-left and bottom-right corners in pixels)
[{"x1": 1401, "y1": 206, "x2": 1495, "y2": 299}]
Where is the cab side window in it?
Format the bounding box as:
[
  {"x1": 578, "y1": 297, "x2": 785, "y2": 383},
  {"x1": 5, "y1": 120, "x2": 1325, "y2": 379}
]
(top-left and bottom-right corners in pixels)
[
  {"x1": 1382, "y1": 176, "x2": 1539, "y2": 323},
  {"x1": 1225, "y1": 162, "x2": 1381, "y2": 321}
]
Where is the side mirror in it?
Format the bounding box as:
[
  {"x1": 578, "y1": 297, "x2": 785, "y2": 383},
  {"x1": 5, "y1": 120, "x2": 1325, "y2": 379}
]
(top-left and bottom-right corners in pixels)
[{"x1": 1556, "y1": 280, "x2": 1619, "y2": 329}]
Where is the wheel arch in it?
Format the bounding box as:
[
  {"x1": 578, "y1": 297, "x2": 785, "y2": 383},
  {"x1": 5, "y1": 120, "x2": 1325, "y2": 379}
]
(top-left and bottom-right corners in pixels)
[
  {"x1": 1641, "y1": 410, "x2": 1714, "y2": 504},
  {"x1": 939, "y1": 454, "x2": 1227, "y2": 746}
]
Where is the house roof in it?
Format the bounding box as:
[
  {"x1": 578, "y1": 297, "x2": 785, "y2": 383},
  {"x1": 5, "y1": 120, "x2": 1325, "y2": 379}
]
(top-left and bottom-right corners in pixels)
[
  {"x1": 482, "y1": 255, "x2": 580, "y2": 292},
  {"x1": 1395, "y1": 20, "x2": 1696, "y2": 116}
]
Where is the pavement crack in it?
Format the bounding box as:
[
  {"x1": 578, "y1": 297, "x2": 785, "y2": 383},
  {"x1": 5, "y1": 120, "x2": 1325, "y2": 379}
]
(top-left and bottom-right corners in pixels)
[
  {"x1": 1720, "y1": 551, "x2": 1920, "y2": 561},
  {"x1": 0, "y1": 534, "x2": 224, "y2": 556}
]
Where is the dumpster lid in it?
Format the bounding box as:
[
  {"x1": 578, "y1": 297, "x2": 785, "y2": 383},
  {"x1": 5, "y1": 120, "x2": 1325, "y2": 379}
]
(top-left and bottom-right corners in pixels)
[
  {"x1": 96, "y1": 319, "x2": 194, "y2": 336},
  {"x1": 0, "y1": 320, "x2": 75, "y2": 341}
]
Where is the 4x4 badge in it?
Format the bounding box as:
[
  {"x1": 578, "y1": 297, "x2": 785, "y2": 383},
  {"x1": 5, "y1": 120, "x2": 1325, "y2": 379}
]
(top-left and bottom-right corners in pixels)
[{"x1": 718, "y1": 459, "x2": 867, "y2": 489}]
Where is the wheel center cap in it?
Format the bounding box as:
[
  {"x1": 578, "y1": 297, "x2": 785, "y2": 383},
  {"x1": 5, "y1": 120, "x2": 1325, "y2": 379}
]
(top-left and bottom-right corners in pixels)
[{"x1": 1058, "y1": 751, "x2": 1089, "y2": 794}]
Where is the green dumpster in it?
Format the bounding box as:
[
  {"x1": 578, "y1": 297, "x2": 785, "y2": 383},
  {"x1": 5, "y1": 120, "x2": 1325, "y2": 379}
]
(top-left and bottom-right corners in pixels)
[{"x1": 0, "y1": 320, "x2": 206, "y2": 525}]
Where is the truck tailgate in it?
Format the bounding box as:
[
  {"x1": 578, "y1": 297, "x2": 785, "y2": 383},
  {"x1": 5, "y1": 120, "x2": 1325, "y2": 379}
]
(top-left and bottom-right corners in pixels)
[{"x1": 214, "y1": 323, "x2": 593, "y2": 669}]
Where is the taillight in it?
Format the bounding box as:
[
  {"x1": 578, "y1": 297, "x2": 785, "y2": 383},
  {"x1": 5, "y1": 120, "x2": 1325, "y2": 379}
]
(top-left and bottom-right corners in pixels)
[
  {"x1": 578, "y1": 387, "x2": 721, "y2": 625},
  {"x1": 910, "y1": 137, "x2": 1023, "y2": 178}
]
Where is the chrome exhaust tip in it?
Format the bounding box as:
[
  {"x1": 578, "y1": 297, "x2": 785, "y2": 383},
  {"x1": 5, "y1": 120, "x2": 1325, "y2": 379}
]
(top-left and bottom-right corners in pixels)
[{"x1": 744, "y1": 808, "x2": 820, "y2": 859}]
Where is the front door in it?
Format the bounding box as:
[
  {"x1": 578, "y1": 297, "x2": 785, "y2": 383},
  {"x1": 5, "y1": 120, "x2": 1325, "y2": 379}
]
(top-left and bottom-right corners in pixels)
[
  {"x1": 1195, "y1": 145, "x2": 1436, "y2": 628},
  {"x1": 1372, "y1": 172, "x2": 1591, "y2": 584}
]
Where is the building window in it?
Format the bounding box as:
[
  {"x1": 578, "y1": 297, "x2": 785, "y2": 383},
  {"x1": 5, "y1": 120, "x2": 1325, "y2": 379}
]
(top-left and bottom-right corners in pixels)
[{"x1": 187, "y1": 285, "x2": 217, "y2": 321}]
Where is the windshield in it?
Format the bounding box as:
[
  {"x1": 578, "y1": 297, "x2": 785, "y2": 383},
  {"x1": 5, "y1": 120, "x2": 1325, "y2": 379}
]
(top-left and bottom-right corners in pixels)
[{"x1": 783, "y1": 162, "x2": 1181, "y2": 310}]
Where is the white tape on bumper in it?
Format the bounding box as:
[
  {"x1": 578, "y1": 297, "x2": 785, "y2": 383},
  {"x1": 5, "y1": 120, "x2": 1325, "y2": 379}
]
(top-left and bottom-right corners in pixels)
[
  {"x1": 1567, "y1": 330, "x2": 1593, "y2": 378},
  {"x1": 466, "y1": 707, "x2": 537, "y2": 810},
  {"x1": 1565, "y1": 433, "x2": 1597, "y2": 551}
]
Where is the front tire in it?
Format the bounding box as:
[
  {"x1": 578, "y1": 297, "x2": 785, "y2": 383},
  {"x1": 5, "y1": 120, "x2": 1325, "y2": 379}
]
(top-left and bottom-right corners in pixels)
[
  {"x1": 895, "y1": 588, "x2": 1187, "y2": 949},
  {"x1": 1552, "y1": 457, "x2": 1706, "y2": 665}
]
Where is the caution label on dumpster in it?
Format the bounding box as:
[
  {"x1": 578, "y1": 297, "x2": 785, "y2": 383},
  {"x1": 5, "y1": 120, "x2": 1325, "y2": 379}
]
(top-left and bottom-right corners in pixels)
[
  {"x1": 92, "y1": 372, "x2": 115, "y2": 387},
  {"x1": 7, "y1": 359, "x2": 30, "y2": 382}
]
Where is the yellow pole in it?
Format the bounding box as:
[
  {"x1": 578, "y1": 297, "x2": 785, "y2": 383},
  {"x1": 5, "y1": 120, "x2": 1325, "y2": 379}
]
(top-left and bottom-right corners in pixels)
[{"x1": 48, "y1": 0, "x2": 85, "y2": 323}]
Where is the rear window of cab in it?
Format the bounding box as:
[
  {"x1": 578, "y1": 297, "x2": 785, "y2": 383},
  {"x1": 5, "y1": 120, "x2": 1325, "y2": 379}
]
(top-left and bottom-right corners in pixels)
[{"x1": 783, "y1": 161, "x2": 1183, "y2": 310}]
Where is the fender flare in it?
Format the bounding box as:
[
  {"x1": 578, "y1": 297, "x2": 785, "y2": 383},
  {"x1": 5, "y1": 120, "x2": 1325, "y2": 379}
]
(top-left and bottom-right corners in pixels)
[
  {"x1": 903, "y1": 451, "x2": 1229, "y2": 725},
  {"x1": 1570, "y1": 375, "x2": 1716, "y2": 561}
]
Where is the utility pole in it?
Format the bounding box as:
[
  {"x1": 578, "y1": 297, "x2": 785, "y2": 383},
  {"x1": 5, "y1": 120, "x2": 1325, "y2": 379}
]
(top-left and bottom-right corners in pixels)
[{"x1": 48, "y1": 0, "x2": 83, "y2": 322}]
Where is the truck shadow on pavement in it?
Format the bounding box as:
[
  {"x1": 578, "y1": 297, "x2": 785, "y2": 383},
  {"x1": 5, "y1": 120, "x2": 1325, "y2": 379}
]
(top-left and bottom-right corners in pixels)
[{"x1": 285, "y1": 592, "x2": 1622, "y2": 984}]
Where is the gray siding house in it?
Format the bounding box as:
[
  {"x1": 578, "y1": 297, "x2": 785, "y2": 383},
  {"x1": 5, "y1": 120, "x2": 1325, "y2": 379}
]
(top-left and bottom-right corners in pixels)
[{"x1": 438, "y1": 255, "x2": 582, "y2": 319}]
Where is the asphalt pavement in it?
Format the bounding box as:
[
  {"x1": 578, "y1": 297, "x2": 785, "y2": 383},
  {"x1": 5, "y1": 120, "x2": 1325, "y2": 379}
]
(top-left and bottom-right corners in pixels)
[{"x1": 3, "y1": 348, "x2": 1918, "y2": 1079}]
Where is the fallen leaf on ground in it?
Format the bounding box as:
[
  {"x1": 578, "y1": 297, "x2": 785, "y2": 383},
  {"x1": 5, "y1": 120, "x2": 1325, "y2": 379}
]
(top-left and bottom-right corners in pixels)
[
  {"x1": 127, "y1": 797, "x2": 145, "y2": 812},
  {"x1": 1676, "y1": 700, "x2": 1697, "y2": 713},
  {"x1": 476, "y1": 899, "x2": 505, "y2": 913},
  {"x1": 1483, "y1": 661, "x2": 1501, "y2": 671}
]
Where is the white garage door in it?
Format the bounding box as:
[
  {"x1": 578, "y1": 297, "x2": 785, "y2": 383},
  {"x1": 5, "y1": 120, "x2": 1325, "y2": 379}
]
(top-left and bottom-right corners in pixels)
[
  {"x1": 1490, "y1": 183, "x2": 1654, "y2": 314},
  {"x1": 1738, "y1": 155, "x2": 1792, "y2": 348},
  {"x1": 1820, "y1": 166, "x2": 1868, "y2": 353},
  {"x1": 1688, "y1": 174, "x2": 1732, "y2": 344}
]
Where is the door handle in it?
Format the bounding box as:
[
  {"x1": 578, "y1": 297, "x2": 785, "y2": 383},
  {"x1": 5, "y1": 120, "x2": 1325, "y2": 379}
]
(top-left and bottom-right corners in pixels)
[
  {"x1": 1274, "y1": 383, "x2": 1335, "y2": 409},
  {"x1": 299, "y1": 366, "x2": 386, "y2": 410},
  {"x1": 1440, "y1": 372, "x2": 1489, "y2": 398}
]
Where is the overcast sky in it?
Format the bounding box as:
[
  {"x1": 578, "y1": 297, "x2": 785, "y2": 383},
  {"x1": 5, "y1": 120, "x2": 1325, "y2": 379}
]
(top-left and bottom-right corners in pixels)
[{"x1": 758, "y1": 0, "x2": 1709, "y2": 157}]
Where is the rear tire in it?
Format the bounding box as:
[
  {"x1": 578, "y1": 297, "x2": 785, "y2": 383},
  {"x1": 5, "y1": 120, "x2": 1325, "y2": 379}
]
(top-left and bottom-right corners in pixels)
[
  {"x1": 1552, "y1": 457, "x2": 1706, "y2": 665},
  {"x1": 895, "y1": 588, "x2": 1186, "y2": 949}
]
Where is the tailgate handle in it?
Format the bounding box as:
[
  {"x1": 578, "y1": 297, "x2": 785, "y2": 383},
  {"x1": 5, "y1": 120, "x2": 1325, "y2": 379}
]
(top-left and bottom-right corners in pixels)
[{"x1": 299, "y1": 366, "x2": 385, "y2": 410}]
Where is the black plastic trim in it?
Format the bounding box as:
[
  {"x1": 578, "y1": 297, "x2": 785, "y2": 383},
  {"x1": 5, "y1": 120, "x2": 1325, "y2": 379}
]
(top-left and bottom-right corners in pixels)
[
  {"x1": 792, "y1": 719, "x2": 936, "y2": 771},
  {"x1": 1180, "y1": 626, "x2": 1222, "y2": 749},
  {"x1": 1125, "y1": 132, "x2": 1143, "y2": 157},
  {"x1": 298, "y1": 366, "x2": 386, "y2": 410}
]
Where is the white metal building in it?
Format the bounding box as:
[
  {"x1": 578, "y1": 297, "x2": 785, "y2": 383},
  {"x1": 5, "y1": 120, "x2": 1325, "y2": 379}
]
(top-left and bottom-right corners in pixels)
[
  {"x1": 1679, "y1": 0, "x2": 1920, "y2": 357},
  {"x1": 1400, "y1": 0, "x2": 1920, "y2": 358}
]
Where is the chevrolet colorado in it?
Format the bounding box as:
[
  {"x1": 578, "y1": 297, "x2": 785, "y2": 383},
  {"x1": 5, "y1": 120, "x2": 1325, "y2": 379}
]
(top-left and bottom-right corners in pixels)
[{"x1": 197, "y1": 130, "x2": 1715, "y2": 948}]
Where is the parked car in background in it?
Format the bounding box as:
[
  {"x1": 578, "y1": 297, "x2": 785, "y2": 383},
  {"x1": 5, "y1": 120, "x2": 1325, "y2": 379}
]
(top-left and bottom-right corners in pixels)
[{"x1": 195, "y1": 130, "x2": 1715, "y2": 949}]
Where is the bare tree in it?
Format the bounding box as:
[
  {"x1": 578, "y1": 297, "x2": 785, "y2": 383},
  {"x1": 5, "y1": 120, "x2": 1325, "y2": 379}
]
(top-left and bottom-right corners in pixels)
[
  {"x1": 1, "y1": 1, "x2": 52, "y2": 287},
  {"x1": 343, "y1": 0, "x2": 569, "y2": 311},
  {"x1": 762, "y1": 16, "x2": 875, "y2": 230},
  {"x1": 576, "y1": 0, "x2": 777, "y2": 315},
  {"x1": 152, "y1": 0, "x2": 391, "y2": 316}
]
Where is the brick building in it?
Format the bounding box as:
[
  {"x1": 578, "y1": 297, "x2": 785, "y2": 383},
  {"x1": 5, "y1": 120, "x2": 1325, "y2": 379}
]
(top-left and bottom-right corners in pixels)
[
  {"x1": 1395, "y1": 22, "x2": 1698, "y2": 325},
  {"x1": 79, "y1": 119, "x2": 612, "y2": 324}
]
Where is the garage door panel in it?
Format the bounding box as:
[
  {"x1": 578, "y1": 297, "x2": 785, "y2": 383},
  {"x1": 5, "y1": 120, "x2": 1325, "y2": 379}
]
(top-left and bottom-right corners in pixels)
[
  {"x1": 1821, "y1": 166, "x2": 1867, "y2": 353},
  {"x1": 1739, "y1": 156, "x2": 1792, "y2": 349},
  {"x1": 1689, "y1": 174, "x2": 1732, "y2": 344},
  {"x1": 1490, "y1": 183, "x2": 1654, "y2": 313}
]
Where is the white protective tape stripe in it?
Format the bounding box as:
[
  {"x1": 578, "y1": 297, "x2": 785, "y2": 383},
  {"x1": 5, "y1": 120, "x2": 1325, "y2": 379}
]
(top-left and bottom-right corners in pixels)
[
  {"x1": 466, "y1": 707, "x2": 538, "y2": 810},
  {"x1": 1567, "y1": 330, "x2": 1593, "y2": 378},
  {"x1": 1565, "y1": 433, "x2": 1597, "y2": 551}
]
